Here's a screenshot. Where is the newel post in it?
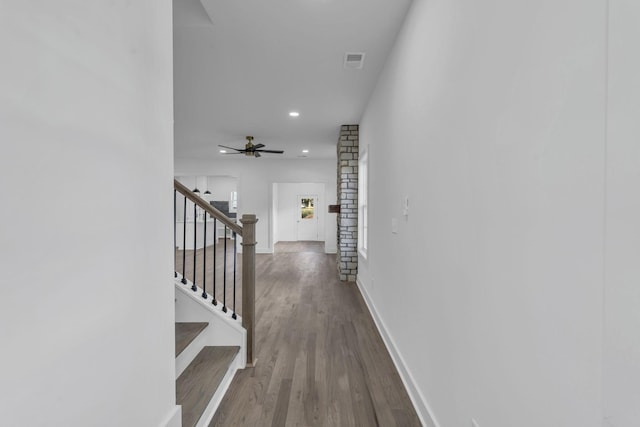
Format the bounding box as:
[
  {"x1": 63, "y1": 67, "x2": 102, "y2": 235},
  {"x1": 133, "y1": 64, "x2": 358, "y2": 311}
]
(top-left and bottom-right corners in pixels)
[{"x1": 240, "y1": 214, "x2": 258, "y2": 367}]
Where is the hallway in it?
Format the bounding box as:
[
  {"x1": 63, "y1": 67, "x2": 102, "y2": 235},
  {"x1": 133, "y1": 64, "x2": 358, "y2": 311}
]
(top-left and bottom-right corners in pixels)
[{"x1": 210, "y1": 242, "x2": 421, "y2": 426}]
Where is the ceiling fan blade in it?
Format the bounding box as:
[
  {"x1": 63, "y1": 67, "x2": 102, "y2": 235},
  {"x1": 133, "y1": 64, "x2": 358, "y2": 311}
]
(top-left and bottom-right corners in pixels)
[
  {"x1": 218, "y1": 144, "x2": 245, "y2": 152},
  {"x1": 256, "y1": 149, "x2": 284, "y2": 154},
  {"x1": 219, "y1": 138, "x2": 281, "y2": 156}
]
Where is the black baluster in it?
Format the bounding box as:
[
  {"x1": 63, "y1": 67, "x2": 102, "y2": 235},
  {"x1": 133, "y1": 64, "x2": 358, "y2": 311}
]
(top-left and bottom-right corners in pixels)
[
  {"x1": 202, "y1": 213, "x2": 208, "y2": 299},
  {"x1": 192, "y1": 202, "x2": 197, "y2": 292},
  {"x1": 181, "y1": 195, "x2": 187, "y2": 284},
  {"x1": 212, "y1": 218, "x2": 218, "y2": 306},
  {"x1": 232, "y1": 231, "x2": 237, "y2": 320},
  {"x1": 174, "y1": 189, "x2": 177, "y2": 278},
  {"x1": 222, "y1": 225, "x2": 228, "y2": 313}
]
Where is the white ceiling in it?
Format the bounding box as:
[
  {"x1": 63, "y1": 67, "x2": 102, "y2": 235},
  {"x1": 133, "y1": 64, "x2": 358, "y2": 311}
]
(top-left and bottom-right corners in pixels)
[{"x1": 173, "y1": 0, "x2": 412, "y2": 160}]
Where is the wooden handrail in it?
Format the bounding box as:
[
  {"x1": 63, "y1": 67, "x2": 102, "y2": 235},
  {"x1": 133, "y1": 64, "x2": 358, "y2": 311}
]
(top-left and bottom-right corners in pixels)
[{"x1": 174, "y1": 179, "x2": 243, "y2": 235}]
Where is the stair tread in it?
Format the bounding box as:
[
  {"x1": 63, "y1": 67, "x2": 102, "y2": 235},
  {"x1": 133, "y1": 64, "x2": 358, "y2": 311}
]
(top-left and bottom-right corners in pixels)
[
  {"x1": 175, "y1": 322, "x2": 209, "y2": 357},
  {"x1": 177, "y1": 346, "x2": 240, "y2": 427}
]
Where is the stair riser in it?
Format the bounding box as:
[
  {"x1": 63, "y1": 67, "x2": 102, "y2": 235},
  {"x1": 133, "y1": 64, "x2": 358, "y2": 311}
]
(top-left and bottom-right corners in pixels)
[
  {"x1": 175, "y1": 284, "x2": 246, "y2": 367},
  {"x1": 176, "y1": 329, "x2": 209, "y2": 378}
]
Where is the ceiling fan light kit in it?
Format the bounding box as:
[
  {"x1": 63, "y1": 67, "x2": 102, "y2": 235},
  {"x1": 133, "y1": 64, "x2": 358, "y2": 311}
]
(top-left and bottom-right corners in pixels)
[{"x1": 218, "y1": 136, "x2": 284, "y2": 158}]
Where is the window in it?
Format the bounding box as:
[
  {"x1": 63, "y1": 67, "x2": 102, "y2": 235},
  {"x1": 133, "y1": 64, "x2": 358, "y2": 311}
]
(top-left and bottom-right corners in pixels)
[
  {"x1": 358, "y1": 147, "x2": 368, "y2": 257},
  {"x1": 300, "y1": 198, "x2": 315, "y2": 219},
  {"x1": 229, "y1": 191, "x2": 238, "y2": 212}
]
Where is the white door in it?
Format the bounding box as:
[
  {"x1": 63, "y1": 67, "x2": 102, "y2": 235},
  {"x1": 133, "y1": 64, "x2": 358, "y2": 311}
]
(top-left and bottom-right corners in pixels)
[{"x1": 296, "y1": 195, "x2": 318, "y2": 241}]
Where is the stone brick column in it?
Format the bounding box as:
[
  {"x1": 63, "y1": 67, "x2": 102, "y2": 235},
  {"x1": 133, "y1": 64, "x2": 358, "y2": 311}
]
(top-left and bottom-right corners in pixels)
[{"x1": 337, "y1": 125, "x2": 358, "y2": 281}]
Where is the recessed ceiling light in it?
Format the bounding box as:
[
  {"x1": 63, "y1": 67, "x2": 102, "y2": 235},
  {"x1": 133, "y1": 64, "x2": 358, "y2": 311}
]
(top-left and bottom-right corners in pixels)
[
  {"x1": 302, "y1": 149, "x2": 309, "y2": 153},
  {"x1": 289, "y1": 111, "x2": 300, "y2": 117},
  {"x1": 219, "y1": 149, "x2": 227, "y2": 153}
]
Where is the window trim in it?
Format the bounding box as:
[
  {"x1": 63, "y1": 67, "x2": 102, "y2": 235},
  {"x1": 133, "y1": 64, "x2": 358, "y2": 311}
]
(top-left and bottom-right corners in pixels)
[{"x1": 358, "y1": 146, "x2": 368, "y2": 259}]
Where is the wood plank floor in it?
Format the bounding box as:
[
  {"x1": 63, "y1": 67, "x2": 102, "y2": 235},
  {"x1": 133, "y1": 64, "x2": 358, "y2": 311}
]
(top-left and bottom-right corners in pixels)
[
  {"x1": 209, "y1": 243, "x2": 422, "y2": 427},
  {"x1": 177, "y1": 346, "x2": 240, "y2": 427},
  {"x1": 175, "y1": 241, "x2": 324, "y2": 316}
]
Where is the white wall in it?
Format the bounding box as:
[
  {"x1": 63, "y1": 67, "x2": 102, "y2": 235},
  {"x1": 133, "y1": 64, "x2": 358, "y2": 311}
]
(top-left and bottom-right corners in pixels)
[
  {"x1": 603, "y1": 1, "x2": 640, "y2": 425},
  {"x1": 274, "y1": 183, "x2": 326, "y2": 242},
  {"x1": 174, "y1": 158, "x2": 337, "y2": 253},
  {"x1": 0, "y1": 2, "x2": 177, "y2": 427},
  {"x1": 358, "y1": 0, "x2": 610, "y2": 426}
]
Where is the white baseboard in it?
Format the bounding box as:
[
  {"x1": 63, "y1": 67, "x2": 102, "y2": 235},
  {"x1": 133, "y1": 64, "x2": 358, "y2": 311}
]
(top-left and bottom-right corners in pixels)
[
  {"x1": 324, "y1": 245, "x2": 337, "y2": 254},
  {"x1": 160, "y1": 405, "x2": 182, "y2": 427},
  {"x1": 356, "y1": 278, "x2": 440, "y2": 427}
]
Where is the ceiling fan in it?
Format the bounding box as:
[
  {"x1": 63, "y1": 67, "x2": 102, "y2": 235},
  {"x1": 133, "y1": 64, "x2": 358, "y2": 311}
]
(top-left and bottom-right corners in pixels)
[{"x1": 219, "y1": 136, "x2": 284, "y2": 158}]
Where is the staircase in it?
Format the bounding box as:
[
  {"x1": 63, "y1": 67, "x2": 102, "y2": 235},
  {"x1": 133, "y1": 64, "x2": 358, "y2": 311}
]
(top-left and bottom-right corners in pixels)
[
  {"x1": 173, "y1": 179, "x2": 258, "y2": 426},
  {"x1": 175, "y1": 322, "x2": 240, "y2": 427}
]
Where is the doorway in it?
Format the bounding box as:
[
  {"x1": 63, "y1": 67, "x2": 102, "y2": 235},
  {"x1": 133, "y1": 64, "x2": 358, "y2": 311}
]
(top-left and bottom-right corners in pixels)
[{"x1": 272, "y1": 183, "x2": 328, "y2": 247}]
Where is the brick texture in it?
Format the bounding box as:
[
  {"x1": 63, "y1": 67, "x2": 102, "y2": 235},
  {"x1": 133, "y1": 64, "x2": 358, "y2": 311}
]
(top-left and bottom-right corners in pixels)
[{"x1": 337, "y1": 125, "x2": 358, "y2": 281}]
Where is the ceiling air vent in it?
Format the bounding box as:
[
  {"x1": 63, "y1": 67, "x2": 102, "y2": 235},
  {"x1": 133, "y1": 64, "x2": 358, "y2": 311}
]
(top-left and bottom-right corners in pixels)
[{"x1": 344, "y1": 52, "x2": 365, "y2": 69}]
